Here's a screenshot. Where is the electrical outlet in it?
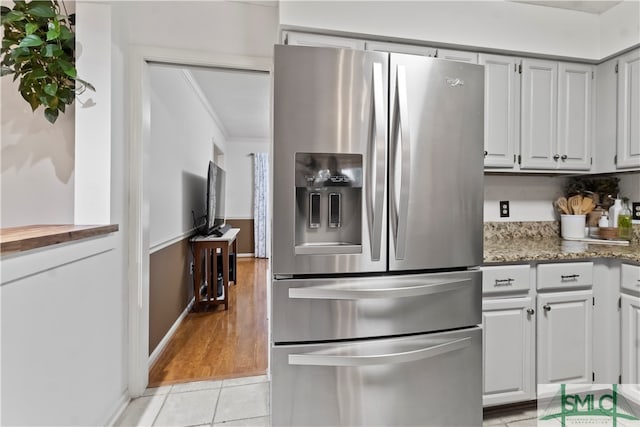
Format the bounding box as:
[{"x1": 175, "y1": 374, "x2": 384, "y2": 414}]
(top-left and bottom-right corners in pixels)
[
  {"x1": 500, "y1": 201, "x2": 510, "y2": 218},
  {"x1": 189, "y1": 262, "x2": 194, "y2": 275},
  {"x1": 632, "y1": 202, "x2": 640, "y2": 221}
]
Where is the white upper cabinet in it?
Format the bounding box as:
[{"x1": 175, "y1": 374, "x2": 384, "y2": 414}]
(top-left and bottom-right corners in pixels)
[
  {"x1": 616, "y1": 48, "x2": 640, "y2": 169},
  {"x1": 520, "y1": 59, "x2": 558, "y2": 170},
  {"x1": 521, "y1": 60, "x2": 594, "y2": 171},
  {"x1": 365, "y1": 41, "x2": 436, "y2": 57},
  {"x1": 557, "y1": 63, "x2": 594, "y2": 170},
  {"x1": 479, "y1": 54, "x2": 520, "y2": 168},
  {"x1": 436, "y1": 48, "x2": 478, "y2": 64},
  {"x1": 284, "y1": 32, "x2": 365, "y2": 50}
]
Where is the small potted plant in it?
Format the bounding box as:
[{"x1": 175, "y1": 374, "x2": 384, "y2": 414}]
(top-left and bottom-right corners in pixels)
[{"x1": 1, "y1": 0, "x2": 94, "y2": 123}]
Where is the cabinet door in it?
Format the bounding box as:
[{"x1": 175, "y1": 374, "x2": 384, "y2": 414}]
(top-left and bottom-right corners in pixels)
[
  {"x1": 436, "y1": 49, "x2": 478, "y2": 64},
  {"x1": 520, "y1": 59, "x2": 558, "y2": 170},
  {"x1": 479, "y1": 54, "x2": 520, "y2": 168},
  {"x1": 621, "y1": 294, "x2": 640, "y2": 386},
  {"x1": 537, "y1": 290, "x2": 592, "y2": 384},
  {"x1": 365, "y1": 41, "x2": 436, "y2": 57},
  {"x1": 616, "y1": 48, "x2": 640, "y2": 169},
  {"x1": 482, "y1": 297, "x2": 535, "y2": 406},
  {"x1": 557, "y1": 63, "x2": 593, "y2": 170},
  {"x1": 284, "y1": 32, "x2": 365, "y2": 50}
]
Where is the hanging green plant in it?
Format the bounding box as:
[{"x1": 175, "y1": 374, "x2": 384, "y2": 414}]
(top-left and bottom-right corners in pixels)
[{"x1": 1, "y1": 0, "x2": 94, "y2": 124}]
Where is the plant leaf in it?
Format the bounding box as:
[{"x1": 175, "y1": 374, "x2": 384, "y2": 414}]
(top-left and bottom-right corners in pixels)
[
  {"x1": 1, "y1": 10, "x2": 25, "y2": 24},
  {"x1": 0, "y1": 65, "x2": 14, "y2": 76},
  {"x1": 28, "y1": 68, "x2": 47, "y2": 80},
  {"x1": 42, "y1": 43, "x2": 62, "y2": 57},
  {"x1": 19, "y1": 34, "x2": 44, "y2": 48},
  {"x1": 0, "y1": 6, "x2": 11, "y2": 15},
  {"x1": 25, "y1": 22, "x2": 38, "y2": 35},
  {"x1": 56, "y1": 59, "x2": 76, "y2": 78},
  {"x1": 58, "y1": 25, "x2": 73, "y2": 41},
  {"x1": 44, "y1": 82, "x2": 58, "y2": 96},
  {"x1": 26, "y1": 3, "x2": 56, "y2": 18},
  {"x1": 21, "y1": 90, "x2": 40, "y2": 111},
  {"x1": 44, "y1": 107, "x2": 59, "y2": 124}
]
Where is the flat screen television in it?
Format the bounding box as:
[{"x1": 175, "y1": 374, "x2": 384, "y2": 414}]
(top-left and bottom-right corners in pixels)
[{"x1": 204, "y1": 160, "x2": 228, "y2": 236}]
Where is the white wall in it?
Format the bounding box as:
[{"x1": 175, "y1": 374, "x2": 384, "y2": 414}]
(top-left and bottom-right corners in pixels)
[
  {"x1": 619, "y1": 172, "x2": 640, "y2": 214},
  {"x1": 484, "y1": 175, "x2": 565, "y2": 222},
  {"x1": 279, "y1": 1, "x2": 606, "y2": 59},
  {"x1": 225, "y1": 140, "x2": 270, "y2": 219},
  {"x1": 149, "y1": 64, "x2": 225, "y2": 249},
  {"x1": 1, "y1": 74, "x2": 75, "y2": 227}
]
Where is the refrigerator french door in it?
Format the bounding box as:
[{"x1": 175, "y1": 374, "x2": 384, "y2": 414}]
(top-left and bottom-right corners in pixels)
[
  {"x1": 272, "y1": 45, "x2": 483, "y2": 277},
  {"x1": 272, "y1": 44, "x2": 484, "y2": 427}
]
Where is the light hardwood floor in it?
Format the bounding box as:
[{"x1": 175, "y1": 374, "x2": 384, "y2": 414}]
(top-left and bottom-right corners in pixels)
[{"x1": 148, "y1": 258, "x2": 269, "y2": 387}]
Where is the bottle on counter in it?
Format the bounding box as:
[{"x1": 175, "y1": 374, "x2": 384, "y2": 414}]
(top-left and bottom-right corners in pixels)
[
  {"x1": 599, "y1": 213, "x2": 609, "y2": 228},
  {"x1": 609, "y1": 197, "x2": 622, "y2": 228},
  {"x1": 618, "y1": 199, "x2": 632, "y2": 240}
]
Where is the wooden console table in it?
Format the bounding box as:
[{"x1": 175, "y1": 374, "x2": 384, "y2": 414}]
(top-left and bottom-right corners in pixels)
[{"x1": 191, "y1": 228, "x2": 239, "y2": 311}]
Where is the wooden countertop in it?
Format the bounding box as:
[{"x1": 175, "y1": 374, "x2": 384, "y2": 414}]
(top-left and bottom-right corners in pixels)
[{"x1": 0, "y1": 224, "x2": 119, "y2": 255}]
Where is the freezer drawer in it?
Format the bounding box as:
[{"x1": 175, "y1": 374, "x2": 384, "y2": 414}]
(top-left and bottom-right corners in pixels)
[
  {"x1": 272, "y1": 270, "x2": 481, "y2": 343},
  {"x1": 271, "y1": 327, "x2": 482, "y2": 426}
]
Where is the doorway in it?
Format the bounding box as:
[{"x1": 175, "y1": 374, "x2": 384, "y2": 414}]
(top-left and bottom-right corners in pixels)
[{"x1": 127, "y1": 46, "x2": 272, "y2": 397}]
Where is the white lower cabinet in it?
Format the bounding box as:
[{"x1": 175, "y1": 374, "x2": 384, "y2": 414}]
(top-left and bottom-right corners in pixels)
[
  {"x1": 482, "y1": 297, "x2": 535, "y2": 406},
  {"x1": 537, "y1": 290, "x2": 593, "y2": 384},
  {"x1": 621, "y1": 293, "x2": 640, "y2": 384}
]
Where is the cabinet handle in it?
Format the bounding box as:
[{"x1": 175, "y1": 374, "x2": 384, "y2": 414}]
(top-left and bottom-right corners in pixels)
[
  {"x1": 561, "y1": 154, "x2": 568, "y2": 161},
  {"x1": 494, "y1": 278, "x2": 514, "y2": 286},
  {"x1": 561, "y1": 274, "x2": 580, "y2": 280},
  {"x1": 553, "y1": 154, "x2": 560, "y2": 161},
  {"x1": 484, "y1": 150, "x2": 488, "y2": 157},
  {"x1": 526, "y1": 308, "x2": 535, "y2": 315},
  {"x1": 543, "y1": 304, "x2": 551, "y2": 312}
]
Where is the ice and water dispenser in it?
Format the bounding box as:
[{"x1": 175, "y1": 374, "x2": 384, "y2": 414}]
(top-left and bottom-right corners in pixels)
[{"x1": 294, "y1": 153, "x2": 363, "y2": 255}]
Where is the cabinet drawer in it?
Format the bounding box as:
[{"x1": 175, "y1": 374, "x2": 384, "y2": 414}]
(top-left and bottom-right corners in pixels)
[
  {"x1": 537, "y1": 262, "x2": 593, "y2": 290},
  {"x1": 482, "y1": 265, "x2": 530, "y2": 294},
  {"x1": 621, "y1": 263, "x2": 640, "y2": 293}
]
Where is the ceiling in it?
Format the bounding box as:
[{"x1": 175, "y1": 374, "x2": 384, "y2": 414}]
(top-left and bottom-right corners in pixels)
[
  {"x1": 511, "y1": 0, "x2": 623, "y2": 14},
  {"x1": 188, "y1": 66, "x2": 271, "y2": 142}
]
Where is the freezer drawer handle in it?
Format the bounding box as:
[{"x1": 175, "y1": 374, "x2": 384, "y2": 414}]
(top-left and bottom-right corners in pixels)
[
  {"x1": 288, "y1": 336, "x2": 471, "y2": 367},
  {"x1": 288, "y1": 278, "x2": 471, "y2": 300}
]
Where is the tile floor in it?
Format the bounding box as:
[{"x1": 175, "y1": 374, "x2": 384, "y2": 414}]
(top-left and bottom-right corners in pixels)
[
  {"x1": 116, "y1": 374, "x2": 534, "y2": 427},
  {"x1": 115, "y1": 375, "x2": 269, "y2": 427},
  {"x1": 482, "y1": 406, "x2": 538, "y2": 427}
]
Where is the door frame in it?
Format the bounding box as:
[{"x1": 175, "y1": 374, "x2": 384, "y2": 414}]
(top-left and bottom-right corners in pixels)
[{"x1": 127, "y1": 45, "x2": 272, "y2": 397}]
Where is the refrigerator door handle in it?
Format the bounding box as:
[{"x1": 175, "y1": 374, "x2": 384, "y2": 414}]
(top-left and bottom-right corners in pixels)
[
  {"x1": 288, "y1": 278, "x2": 471, "y2": 300},
  {"x1": 390, "y1": 64, "x2": 411, "y2": 260},
  {"x1": 367, "y1": 61, "x2": 386, "y2": 262},
  {"x1": 288, "y1": 336, "x2": 471, "y2": 367}
]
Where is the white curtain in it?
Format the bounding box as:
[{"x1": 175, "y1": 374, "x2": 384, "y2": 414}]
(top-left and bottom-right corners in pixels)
[{"x1": 253, "y1": 152, "x2": 269, "y2": 258}]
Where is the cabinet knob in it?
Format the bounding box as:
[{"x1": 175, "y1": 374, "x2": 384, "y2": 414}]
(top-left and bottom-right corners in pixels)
[
  {"x1": 553, "y1": 154, "x2": 560, "y2": 161},
  {"x1": 543, "y1": 304, "x2": 551, "y2": 312},
  {"x1": 561, "y1": 155, "x2": 568, "y2": 161},
  {"x1": 484, "y1": 150, "x2": 488, "y2": 157},
  {"x1": 526, "y1": 308, "x2": 535, "y2": 315}
]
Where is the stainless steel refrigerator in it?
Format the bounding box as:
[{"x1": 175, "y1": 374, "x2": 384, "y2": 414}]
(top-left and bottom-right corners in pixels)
[{"x1": 271, "y1": 44, "x2": 484, "y2": 426}]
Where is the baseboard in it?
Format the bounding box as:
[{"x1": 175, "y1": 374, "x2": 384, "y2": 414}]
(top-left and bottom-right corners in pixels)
[
  {"x1": 238, "y1": 253, "x2": 254, "y2": 258},
  {"x1": 104, "y1": 391, "x2": 131, "y2": 427},
  {"x1": 149, "y1": 298, "x2": 195, "y2": 368}
]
